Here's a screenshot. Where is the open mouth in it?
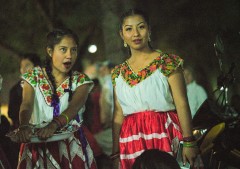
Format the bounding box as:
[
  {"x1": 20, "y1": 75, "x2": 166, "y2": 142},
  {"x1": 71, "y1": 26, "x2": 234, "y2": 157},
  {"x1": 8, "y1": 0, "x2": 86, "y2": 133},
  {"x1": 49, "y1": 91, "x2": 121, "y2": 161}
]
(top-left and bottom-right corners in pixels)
[
  {"x1": 133, "y1": 39, "x2": 142, "y2": 44},
  {"x1": 63, "y1": 62, "x2": 72, "y2": 68}
]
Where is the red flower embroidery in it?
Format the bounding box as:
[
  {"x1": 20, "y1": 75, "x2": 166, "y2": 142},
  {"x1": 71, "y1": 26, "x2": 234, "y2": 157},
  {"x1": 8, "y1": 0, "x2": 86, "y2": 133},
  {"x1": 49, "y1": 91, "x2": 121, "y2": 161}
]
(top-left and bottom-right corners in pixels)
[
  {"x1": 42, "y1": 84, "x2": 50, "y2": 90},
  {"x1": 130, "y1": 79, "x2": 138, "y2": 85},
  {"x1": 62, "y1": 83, "x2": 68, "y2": 89},
  {"x1": 47, "y1": 96, "x2": 52, "y2": 103},
  {"x1": 149, "y1": 65, "x2": 157, "y2": 71},
  {"x1": 141, "y1": 70, "x2": 147, "y2": 78},
  {"x1": 39, "y1": 74, "x2": 44, "y2": 79},
  {"x1": 111, "y1": 52, "x2": 182, "y2": 87},
  {"x1": 57, "y1": 91, "x2": 61, "y2": 97}
]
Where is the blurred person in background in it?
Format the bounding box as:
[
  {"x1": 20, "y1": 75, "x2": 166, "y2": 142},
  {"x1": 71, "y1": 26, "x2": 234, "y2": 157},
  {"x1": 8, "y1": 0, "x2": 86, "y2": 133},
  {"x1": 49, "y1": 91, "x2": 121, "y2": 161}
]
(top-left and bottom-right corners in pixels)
[
  {"x1": 183, "y1": 65, "x2": 208, "y2": 118},
  {"x1": 8, "y1": 53, "x2": 41, "y2": 129},
  {"x1": 94, "y1": 61, "x2": 115, "y2": 157},
  {"x1": 98, "y1": 61, "x2": 115, "y2": 129}
]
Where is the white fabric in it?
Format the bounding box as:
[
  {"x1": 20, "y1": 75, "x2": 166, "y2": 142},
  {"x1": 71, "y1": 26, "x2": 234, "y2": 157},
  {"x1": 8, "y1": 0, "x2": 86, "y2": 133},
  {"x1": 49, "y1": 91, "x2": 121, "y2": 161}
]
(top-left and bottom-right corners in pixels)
[
  {"x1": 101, "y1": 74, "x2": 114, "y2": 114},
  {"x1": 30, "y1": 85, "x2": 87, "y2": 125},
  {"x1": 115, "y1": 69, "x2": 176, "y2": 116},
  {"x1": 22, "y1": 68, "x2": 93, "y2": 125},
  {"x1": 186, "y1": 81, "x2": 207, "y2": 117}
]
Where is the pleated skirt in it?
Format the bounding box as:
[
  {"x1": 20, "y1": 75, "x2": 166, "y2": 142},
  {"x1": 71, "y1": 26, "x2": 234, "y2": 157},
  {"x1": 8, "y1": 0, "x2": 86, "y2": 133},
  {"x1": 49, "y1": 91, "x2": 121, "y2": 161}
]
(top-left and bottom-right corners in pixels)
[
  {"x1": 17, "y1": 129, "x2": 97, "y2": 169},
  {"x1": 119, "y1": 110, "x2": 182, "y2": 169}
]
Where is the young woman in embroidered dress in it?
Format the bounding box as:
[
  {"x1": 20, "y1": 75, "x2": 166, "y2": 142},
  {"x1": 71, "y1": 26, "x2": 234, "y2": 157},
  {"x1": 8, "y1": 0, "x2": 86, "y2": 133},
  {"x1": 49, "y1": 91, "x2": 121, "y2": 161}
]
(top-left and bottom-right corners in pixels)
[
  {"x1": 111, "y1": 9, "x2": 204, "y2": 169},
  {"x1": 14, "y1": 28, "x2": 97, "y2": 169}
]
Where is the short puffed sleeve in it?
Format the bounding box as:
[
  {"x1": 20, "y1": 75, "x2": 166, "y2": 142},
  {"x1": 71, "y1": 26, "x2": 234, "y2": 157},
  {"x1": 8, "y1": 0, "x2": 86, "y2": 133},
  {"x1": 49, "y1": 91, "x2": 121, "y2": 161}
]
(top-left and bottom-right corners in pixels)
[
  {"x1": 21, "y1": 66, "x2": 41, "y2": 88},
  {"x1": 73, "y1": 72, "x2": 94, "y2": 92},
  {"x1": 111, "y1": 64, "x2": 121, "y2": 87},
  {"x1": 159, "y1": 53, "x2": 183, "y2": 76}
]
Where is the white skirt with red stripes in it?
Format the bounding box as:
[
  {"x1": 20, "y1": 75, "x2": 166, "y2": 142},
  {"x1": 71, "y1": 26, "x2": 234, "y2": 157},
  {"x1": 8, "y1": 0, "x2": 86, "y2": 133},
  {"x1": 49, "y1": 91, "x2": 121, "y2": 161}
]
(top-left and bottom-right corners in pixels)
[
  {"x1": 119, "y1": 110, "x2": 183, "y2": 169},
  {"x1": 17, "y1": 129, "x2": 97, "y2": 169}
]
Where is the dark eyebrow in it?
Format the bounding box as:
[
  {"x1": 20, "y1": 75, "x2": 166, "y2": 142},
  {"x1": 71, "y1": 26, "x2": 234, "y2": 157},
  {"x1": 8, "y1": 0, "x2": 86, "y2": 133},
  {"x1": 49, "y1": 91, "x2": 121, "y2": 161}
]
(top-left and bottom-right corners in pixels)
[
  {"x1": 124, "y1": 21, "x2": 145, "y2": 27},
  {"x1": 137, "y1": 22, "x2": 145, "y2": 26}
]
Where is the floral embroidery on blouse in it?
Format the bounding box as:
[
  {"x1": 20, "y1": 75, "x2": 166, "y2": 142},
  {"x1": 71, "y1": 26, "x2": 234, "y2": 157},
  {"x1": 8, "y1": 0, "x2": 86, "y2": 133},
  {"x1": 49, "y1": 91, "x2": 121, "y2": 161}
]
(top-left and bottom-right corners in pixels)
[
  {"x1": 111, "y1": 51, "x2": 183, "y2": 87},
  {"x1": 111, "y1": 64, "x2": 122, "y2": 87},
  {"x1": 22, "y1": 66, "x2": 91, "y2": 105}
]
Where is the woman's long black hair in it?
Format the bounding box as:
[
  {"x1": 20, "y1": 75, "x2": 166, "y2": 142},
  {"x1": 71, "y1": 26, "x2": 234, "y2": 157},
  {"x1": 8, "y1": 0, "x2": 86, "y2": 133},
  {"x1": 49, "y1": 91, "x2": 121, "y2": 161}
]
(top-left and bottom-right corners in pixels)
[{"x1": 45, "y1": 28, "x2": 79, "y2": 102}]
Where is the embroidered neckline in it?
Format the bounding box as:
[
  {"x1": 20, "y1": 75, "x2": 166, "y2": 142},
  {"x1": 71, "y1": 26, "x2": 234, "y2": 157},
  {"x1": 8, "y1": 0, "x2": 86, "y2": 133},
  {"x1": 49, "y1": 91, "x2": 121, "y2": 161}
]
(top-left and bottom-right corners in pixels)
[
  {"x1": 38, "y1": 67, "x2": 70, "y2": 105},
  {"x1": 125, "y1": 54, "x2": 162, "y2": 76},
  {"x1": 111, "y1": 51, "x2": 183, "y2": 87},
  {"x1": 22, "y1": 66, "x2": 92, "y2": 106},
  {"x1": 120, "y1": 54, "x2": 163, "y2": 87}
]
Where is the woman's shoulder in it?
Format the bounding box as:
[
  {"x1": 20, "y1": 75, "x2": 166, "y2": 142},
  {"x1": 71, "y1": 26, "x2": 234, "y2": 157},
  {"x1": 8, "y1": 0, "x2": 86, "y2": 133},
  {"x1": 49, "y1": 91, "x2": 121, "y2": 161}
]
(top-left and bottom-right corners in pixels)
[
  {"x1": 22, "y1": 66, "x2": 42, "y2": 78},
  {"x1": 72, "y1": 71, "x2": 92, "y2": 83},
  {"x1": 155, "y1": 50, "x2": 184, "y2": 76},
  {"x1": 111, "y1": 63, "x2": 125, "y2": 87},
  {"x1": 21, "y1": 66, "x2": 43, "y2": 87},
  {"x1": 111, "y1": 63, "x2": 122, "y2": 75}
]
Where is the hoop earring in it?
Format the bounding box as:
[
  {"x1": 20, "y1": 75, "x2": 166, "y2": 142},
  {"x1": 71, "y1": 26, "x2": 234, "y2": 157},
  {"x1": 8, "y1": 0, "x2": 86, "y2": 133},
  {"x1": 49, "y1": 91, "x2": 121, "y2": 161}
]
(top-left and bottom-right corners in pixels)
[{"x1": 124, "y1": 41, "x2": 127, "y2": 47}]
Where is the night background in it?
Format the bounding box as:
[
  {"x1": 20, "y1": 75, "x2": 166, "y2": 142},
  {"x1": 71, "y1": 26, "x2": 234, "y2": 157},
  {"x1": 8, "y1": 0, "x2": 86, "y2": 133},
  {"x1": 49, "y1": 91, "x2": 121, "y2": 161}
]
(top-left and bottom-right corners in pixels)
[
  {"x1": 0, "y1": 0, "x2": 240, "y2": 118},
  {"x1": 0, "y1": 0, "x2": 240, "y2": 168}
]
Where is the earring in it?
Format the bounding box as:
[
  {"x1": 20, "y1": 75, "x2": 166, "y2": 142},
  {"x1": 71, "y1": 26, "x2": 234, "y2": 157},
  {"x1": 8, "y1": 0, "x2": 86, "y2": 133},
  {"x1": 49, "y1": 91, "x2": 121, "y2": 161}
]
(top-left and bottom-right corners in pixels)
[
  {"x1": 148, "y1": 36, "x2": 151, "y2": 42},
  {"x1": 124, "y1": 41, "x2": 127, "y2": 47}
]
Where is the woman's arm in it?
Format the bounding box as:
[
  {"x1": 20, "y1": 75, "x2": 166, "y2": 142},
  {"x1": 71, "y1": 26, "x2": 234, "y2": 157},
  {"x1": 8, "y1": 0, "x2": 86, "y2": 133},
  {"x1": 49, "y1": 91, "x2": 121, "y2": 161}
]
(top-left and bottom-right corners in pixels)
[
  {"x1": 111, "y1": 89, "x2": 124, "y2": 167},
  {"x1": 17, "y1": 81, "x2": 35, "y2": 143},
  {"x1": 62, "y1": 83, "x2": 92, "y2": 120},
  {"x1": 168, "y1": 68, "x2": 193, "y2": 137},
  {"x1": 168, "y1": 67, "x2": 198, "y2": 166},
  {"x1": 37, "y1": 83, "x2": 92, "y2": 139}
]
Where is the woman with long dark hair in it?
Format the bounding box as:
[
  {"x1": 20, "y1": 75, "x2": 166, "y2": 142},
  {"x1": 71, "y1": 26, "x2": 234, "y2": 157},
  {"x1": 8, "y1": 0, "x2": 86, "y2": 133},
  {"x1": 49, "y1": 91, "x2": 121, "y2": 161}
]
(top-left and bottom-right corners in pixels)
[{"x1": 15, "y1": 28, "x2": 97, "y2": 169}]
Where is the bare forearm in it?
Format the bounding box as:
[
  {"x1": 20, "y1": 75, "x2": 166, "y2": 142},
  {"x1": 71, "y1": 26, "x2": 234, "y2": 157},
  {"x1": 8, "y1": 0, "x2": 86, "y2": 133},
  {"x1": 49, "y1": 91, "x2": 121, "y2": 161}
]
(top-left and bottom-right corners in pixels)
[
  {"x1": 112, "y1": 112, "x2": 124, "y2": 153},
  {"x1": 62, "y1": 103, "x2": 83, "y2": 120},
  {"x1": 168, "y1": 68, "x2": 194, "y2": 137},
  {"x1": 19, "y1": 109, "x2": 32, "y2": 125},
  {"x1": 112, "y1": 89, "x2": 124, "y2": 153},
  {"x1": 19, "y1": 82, "x2": 34, "y2": 126},
  {"x1": 176, "y1": 103, "x2": 193, "y2": 137},
  {"x1": 62, "y1": 84, "x2": 91, "y2": 121},
  {"x1": 112, "y1": 120, "x2": 122, "y2": 153}
]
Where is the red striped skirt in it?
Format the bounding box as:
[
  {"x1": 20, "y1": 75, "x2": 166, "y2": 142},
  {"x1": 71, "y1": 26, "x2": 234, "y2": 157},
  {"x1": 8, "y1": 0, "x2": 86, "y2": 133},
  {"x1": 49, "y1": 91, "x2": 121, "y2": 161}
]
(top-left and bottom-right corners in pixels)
[
  {"x1": 17, "y1": 129, "x2": 97, "y2": 169},
  {"x1": 119, "y1": 110, "x2": 183, "y2": 169}
]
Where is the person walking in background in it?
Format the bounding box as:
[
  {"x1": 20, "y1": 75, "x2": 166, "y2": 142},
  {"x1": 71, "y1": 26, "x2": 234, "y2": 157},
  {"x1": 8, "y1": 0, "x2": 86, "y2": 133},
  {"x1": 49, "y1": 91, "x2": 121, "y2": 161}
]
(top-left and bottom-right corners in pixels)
[
  {"x1": 14, "y1": 28, "x2": 97, "y2": 169},
  {"x1": 183, "y1": 65, "x2": 208, "y2": 118},
  {"x1": 93, "y1": 61, "x2": 115, "y2": 157},
  {"x1": 8, "y1": 53, "x2": 41, "y2": 130},
  {"x1": 98, "y1": 61, "x2": 115, "y2": 129},
  {"x1": 111, "y1": 8, "x2": 203, "y2": 169}
]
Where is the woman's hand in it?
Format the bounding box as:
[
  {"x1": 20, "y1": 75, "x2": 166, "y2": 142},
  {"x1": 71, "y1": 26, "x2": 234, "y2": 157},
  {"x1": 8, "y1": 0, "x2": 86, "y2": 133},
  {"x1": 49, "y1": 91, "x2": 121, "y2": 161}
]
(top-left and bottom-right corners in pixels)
[
  {"x1": 15, "y1": 125, "x2": 33, "y2": 143},
  {"x1": 36, "y1": 121, "x2": 59, "y2": 140},
  {"x1": 182, "y1": 146, "x2": 200, "y2": 167}
]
